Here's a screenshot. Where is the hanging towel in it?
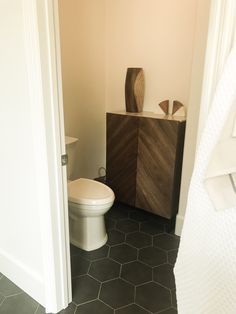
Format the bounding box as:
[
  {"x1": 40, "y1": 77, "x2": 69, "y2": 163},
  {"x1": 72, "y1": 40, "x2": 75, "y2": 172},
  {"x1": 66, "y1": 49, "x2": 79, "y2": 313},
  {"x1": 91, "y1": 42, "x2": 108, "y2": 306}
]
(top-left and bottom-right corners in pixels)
[{"x1": 174, "y1": 45, "x2": 236, "y2": 314}]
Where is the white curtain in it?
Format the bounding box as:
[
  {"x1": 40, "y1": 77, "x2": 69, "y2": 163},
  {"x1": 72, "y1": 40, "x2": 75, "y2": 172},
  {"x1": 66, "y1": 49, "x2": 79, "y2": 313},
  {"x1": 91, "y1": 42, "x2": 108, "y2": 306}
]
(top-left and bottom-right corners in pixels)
[{"x1": 174, "y1": 1, "x2": 236, "y2": 313}]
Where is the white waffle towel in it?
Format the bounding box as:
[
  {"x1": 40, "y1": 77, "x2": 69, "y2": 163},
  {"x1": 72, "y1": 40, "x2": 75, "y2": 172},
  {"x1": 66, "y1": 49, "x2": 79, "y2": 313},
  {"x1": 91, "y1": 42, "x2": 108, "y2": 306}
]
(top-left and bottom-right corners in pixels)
[{"x1": 174, "y1": 45, "x2": 236, "y2": 314}]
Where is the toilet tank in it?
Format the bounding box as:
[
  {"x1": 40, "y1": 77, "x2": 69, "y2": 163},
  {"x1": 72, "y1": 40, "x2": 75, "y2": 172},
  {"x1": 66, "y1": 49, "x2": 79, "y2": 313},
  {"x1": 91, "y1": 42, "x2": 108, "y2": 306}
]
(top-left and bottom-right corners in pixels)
[{"x1": 65, "y1": 136, "x2": 78, "y2": 181}]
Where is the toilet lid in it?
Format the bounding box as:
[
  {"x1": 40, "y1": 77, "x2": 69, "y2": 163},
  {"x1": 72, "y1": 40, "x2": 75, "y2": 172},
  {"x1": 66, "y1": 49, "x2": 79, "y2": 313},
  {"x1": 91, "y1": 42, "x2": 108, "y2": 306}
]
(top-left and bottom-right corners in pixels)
[{"x1": 68, "y1": 178, "x2": 115, "y2": 205}]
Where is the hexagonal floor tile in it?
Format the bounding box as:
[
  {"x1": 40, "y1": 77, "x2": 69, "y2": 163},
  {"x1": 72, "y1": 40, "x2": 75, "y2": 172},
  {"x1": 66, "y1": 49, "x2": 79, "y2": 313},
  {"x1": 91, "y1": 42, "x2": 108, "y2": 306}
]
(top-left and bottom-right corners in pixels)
[
  {"x1": 126, "y1": 232, "x2": 151, "y2": 248},
  {"x1": 153, "y1": 264, "x2": 176, "y2": 289},
  {"x1": 70, "y1": 244, "x2": 82, "y2": 257},
  {"x1": 107, "y1": 230, "x2": 125, "y2": 246},
  {"x1": 168, "y1": 249, "x2": 178, "y2": 265},
  {"x1": 100, "y1": 278, "x2": 134, "y2": 309},
  {"x1": 0, "y1": 293, "x2": 38, "y2": 314},
  {"x1": 121, "y1": 261, "x2": 152, "y2": 285},
  {"x1": 72, "y1": 275, "x2": 100, "y2": 305},
  {"x1": 89, "y1": 258, "x2": 120, "y2": 282},
  {"x1": 0, "y1": 276, "x2": 22, "y2": 297},
  {"x1": 136, "y1": 282, "x2": 171, "y2": 313},
  {"x1": 76, "y1": 300, "x2": 113, "y2": 314},
  {"x1": 110, "y1": 244, "x2": 137, "y2": 264},
  {"x1": 153, "y1": 234, "x2": 180, "y2": 251},
  {"x1": 106, "y1": 206, "x2": 129, "y2": 220},
  {"x1": 116, "y1": 304, "x2": 149, "y2": 314},
  {"x1": 139, "y1": 246, "x2": 167, "y2": 267},
  {"x1": 140, "y1": 221, "x2": 165, "y2": 235},
  {"x1": 129, "y1": 210, "x2": 150, "y2": 222},
  {"x1": 105, "y1": 217, "x2": 116, "y2": 231},
  {"x1": 71, "y1": 255, "x2": 90, "y2": 278},
  {"x1": 116, "y1": 219, "x2": 139, "y2": 234},
  {"x1": 70, "y1": 244, "x2": 109, "y2": 261}
]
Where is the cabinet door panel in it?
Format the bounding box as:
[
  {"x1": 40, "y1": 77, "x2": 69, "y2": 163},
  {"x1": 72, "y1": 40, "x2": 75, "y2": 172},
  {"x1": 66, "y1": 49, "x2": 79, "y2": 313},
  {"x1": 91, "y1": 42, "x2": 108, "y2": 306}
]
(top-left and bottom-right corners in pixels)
[
  {"x1": 136, "y1": 117, "x2": 178, "y2": 218},
  {"x1": 106, "y1": 113, "x2": 138, "y2": 206}
]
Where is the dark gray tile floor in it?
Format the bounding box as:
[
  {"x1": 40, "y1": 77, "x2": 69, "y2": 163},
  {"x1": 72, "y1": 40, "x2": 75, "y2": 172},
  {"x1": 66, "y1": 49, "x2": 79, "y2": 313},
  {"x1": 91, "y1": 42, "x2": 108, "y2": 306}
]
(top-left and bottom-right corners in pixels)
[{"x1": 0, "y1": 202, "x2": 179, "y2": 313}]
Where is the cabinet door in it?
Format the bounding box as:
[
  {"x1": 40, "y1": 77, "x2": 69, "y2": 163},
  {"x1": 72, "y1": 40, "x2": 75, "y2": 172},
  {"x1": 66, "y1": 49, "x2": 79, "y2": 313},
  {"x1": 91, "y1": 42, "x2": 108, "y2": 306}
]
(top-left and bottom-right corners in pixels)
[
  {"x1": 136, "y1": 117, "x2": 180, "y2": 218},
  {"x1": 106, "y1": 113, "x2": 139, "y2": 206}
]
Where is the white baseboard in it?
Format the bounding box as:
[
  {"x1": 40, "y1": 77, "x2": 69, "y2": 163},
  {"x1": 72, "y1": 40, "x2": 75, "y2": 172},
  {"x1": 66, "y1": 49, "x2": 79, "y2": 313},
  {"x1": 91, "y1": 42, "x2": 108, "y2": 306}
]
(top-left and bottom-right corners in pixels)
[
  {"x1": 0, "y1": 248, "x2": 44, "y2": 306},
  {"x1": 175, "y1": 214, "x2": 185, "y2": 236}
]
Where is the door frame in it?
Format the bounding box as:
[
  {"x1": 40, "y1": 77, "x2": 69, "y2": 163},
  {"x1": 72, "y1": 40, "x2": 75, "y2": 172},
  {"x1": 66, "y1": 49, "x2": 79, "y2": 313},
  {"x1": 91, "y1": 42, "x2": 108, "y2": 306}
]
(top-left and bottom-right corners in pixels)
[{"x1": 24, "y1": 0, "x2": 71, "y2": 312}]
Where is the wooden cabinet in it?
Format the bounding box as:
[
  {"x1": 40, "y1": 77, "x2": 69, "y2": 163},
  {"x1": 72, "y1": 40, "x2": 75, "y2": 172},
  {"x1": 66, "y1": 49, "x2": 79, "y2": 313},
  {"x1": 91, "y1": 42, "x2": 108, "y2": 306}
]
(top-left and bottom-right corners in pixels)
[{"x1": 106, "y1": 111, "x2": 186, "y2": 219}]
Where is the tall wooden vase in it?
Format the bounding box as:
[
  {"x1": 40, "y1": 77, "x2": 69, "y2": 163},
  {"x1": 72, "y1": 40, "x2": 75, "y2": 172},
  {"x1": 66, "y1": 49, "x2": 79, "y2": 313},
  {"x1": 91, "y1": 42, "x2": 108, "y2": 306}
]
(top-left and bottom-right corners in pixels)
[{"x1": 125, "y1": 68, "x2": 145, "y2": 113}]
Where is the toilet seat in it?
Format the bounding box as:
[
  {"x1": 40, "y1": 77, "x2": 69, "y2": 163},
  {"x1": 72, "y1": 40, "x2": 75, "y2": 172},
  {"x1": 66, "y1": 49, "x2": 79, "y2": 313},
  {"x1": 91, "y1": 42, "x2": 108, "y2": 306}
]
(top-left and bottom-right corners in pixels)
[{"x1": 68, "y1": 178, "x2": 114, "y2": 206}]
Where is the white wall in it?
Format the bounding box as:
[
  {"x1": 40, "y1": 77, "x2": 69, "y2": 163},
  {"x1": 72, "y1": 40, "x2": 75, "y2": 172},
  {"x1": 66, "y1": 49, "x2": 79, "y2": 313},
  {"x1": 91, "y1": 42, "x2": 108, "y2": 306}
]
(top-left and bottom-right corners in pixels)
[
  {"x1": 58, "y1": 0, "x2": 203, "y2": 180},
  {"x1": 175, "y1": 0, "x2": 211, "y2": 235},
  {"x1": 0, "y1": 0, "x2": 44, "y2": 303}
]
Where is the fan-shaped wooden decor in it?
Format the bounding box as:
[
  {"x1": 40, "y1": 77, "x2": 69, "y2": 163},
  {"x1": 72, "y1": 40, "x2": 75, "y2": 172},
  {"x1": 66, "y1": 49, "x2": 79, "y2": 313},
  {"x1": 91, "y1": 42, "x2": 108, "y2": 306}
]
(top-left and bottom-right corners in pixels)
[
  {"x1": 125, "y1": 68, "x2": 145, "y2": 112},
  {"x1": 158, "y1": 100, "x2": 169, "y2": 115},
  {"x1": 172, "y1": 100, "x2": 183, "y2": 115}
]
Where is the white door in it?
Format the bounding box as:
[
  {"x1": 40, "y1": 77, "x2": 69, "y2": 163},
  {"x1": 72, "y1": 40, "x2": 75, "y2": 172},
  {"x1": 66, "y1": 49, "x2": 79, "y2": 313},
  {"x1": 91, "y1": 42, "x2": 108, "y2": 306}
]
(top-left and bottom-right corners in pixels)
[
  {"x1": 35, "y1": 0, "x2": 72, "y2": 311},
  {"x1": 0, "y1": 0, "x2": 71, "y2": 312}
]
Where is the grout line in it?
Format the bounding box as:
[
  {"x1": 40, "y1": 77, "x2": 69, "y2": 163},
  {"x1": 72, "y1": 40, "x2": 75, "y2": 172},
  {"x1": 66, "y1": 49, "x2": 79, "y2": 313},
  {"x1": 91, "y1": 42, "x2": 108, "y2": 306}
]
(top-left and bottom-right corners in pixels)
[
  {"x1": 119, "y1": 277, "x2": 135, "y2": 286},
  {"x1": 97, "y1": 282, "x2": 102, "y2": 299},
  {"x1": 115, "y1": 303, "x2": 135, "y2": 312},
  {"x1": 107, "y1": 245, "x2": 111, "y2": 257},
  {"x1": 72, "y1": 301, "x2": 79, "y2": 314},
  {"x1": 0, "y1": 295, "x2": 5, "y2": 307},
  {"x1": 4, "y1": 291, "x2": 24, "y2": 298},
  {"x1": 118, "y1": 263, "x2": 122, "y2": 278},
  {"x1": 34, "y1": 303, "x2": 40, "y2": 314},
  {"x1": 135, "y1": 280, "x2": 153, "y2": 288},
  {"x1": 75, "y1": 297, "x2": 99, "y2": 307},
  {"x1": 157, "y1": 306, "x2": 175, "y2": 314},
  {"x1": 87, "y1": 261, "x2": 92, "y2": 274},
  {"x1": 134, "y1": 286, "x2": 137, "y2": 303},
  {"x1": 136, "y1": 302, "x2": 153, "y2": 314},
  {"x1": 99, "y1": 298, "x2": 115, "y2": 312}
]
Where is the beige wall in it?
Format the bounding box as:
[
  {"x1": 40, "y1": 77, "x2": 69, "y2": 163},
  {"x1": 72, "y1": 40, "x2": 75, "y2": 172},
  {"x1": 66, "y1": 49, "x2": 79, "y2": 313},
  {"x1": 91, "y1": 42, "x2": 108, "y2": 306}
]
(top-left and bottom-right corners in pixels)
[
  {"x1": 58, "y1": 0, "x2": 209, "y2": 194},
  {"x1": 106, "y1": 0, "x2": 198, "y2": 112},
  {"x1": 59, "y1": 0, "x2": 106, "y2": 179}
]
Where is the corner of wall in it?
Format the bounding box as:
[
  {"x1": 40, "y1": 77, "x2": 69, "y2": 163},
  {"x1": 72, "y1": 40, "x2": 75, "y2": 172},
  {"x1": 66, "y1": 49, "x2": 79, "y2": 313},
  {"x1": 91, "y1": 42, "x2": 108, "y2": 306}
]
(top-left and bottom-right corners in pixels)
[
  {"x1": 175, "y1": 0, "x2": 211, "y2": 236},
  {"x1": 175, "y1": 214, "x2": 185, "y2": 236}
]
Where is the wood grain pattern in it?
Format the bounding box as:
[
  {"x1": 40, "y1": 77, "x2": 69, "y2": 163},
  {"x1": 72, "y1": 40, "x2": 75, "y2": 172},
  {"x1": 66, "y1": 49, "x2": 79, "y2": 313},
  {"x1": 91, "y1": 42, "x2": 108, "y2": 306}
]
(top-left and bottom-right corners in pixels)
[
  {"x1": 106, "y1": 113, "x2": 139, "y2": 206},
  {"x1": 172, "y1": 100, "x2": 183, "y2": 115},
  {"x1": 106, "y1": 112, "x2": 186, "y2": 219},
  {"x1": 125, "y1": 68, "x2": 144, "y2": 113},
  {"x1": 158, "y1": 100, "x2": 169, "y2": 115},
  {"x1": 136, "y1": 117, "x2": 185, "y2": 218}
]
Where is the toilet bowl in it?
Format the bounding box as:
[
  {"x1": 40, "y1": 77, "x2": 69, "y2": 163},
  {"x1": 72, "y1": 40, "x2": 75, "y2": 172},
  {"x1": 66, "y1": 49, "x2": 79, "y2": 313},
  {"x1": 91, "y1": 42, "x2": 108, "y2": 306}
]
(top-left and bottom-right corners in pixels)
[{"x1": 68, "y1": 178, "x2": 115, "y2": 251}]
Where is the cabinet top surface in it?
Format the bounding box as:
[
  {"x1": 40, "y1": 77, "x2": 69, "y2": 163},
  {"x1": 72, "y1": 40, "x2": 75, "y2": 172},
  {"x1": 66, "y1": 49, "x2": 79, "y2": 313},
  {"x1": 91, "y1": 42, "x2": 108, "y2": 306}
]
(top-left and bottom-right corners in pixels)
[{"x1": 107, "y1": 111, "x2": 186, "y2": 122}]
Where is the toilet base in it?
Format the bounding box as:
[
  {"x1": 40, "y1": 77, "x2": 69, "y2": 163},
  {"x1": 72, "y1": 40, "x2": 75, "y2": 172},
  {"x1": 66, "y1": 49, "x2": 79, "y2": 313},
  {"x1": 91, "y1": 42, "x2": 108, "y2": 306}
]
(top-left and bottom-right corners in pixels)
[{"x1": 69, "y1": 215, "x2": 108, "y2": 251}]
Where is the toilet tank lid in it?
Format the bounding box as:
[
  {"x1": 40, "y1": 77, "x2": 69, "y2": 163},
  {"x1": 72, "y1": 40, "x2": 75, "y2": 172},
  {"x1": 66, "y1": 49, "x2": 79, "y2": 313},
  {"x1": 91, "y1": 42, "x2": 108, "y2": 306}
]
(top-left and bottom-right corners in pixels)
[
  {"x1": 65, "y1": 136, "x2": 78, "y2": 145},
  {"x1": 68, "y1": 178, "x2": 115, "y2": 205}
]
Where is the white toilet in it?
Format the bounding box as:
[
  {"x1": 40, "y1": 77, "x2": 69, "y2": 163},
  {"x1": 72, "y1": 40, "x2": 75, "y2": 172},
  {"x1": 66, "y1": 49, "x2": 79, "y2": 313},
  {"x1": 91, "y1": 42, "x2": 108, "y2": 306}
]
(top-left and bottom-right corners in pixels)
[{"x1": 65, "y1": 136, "x2": 115, "y2": 251}]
